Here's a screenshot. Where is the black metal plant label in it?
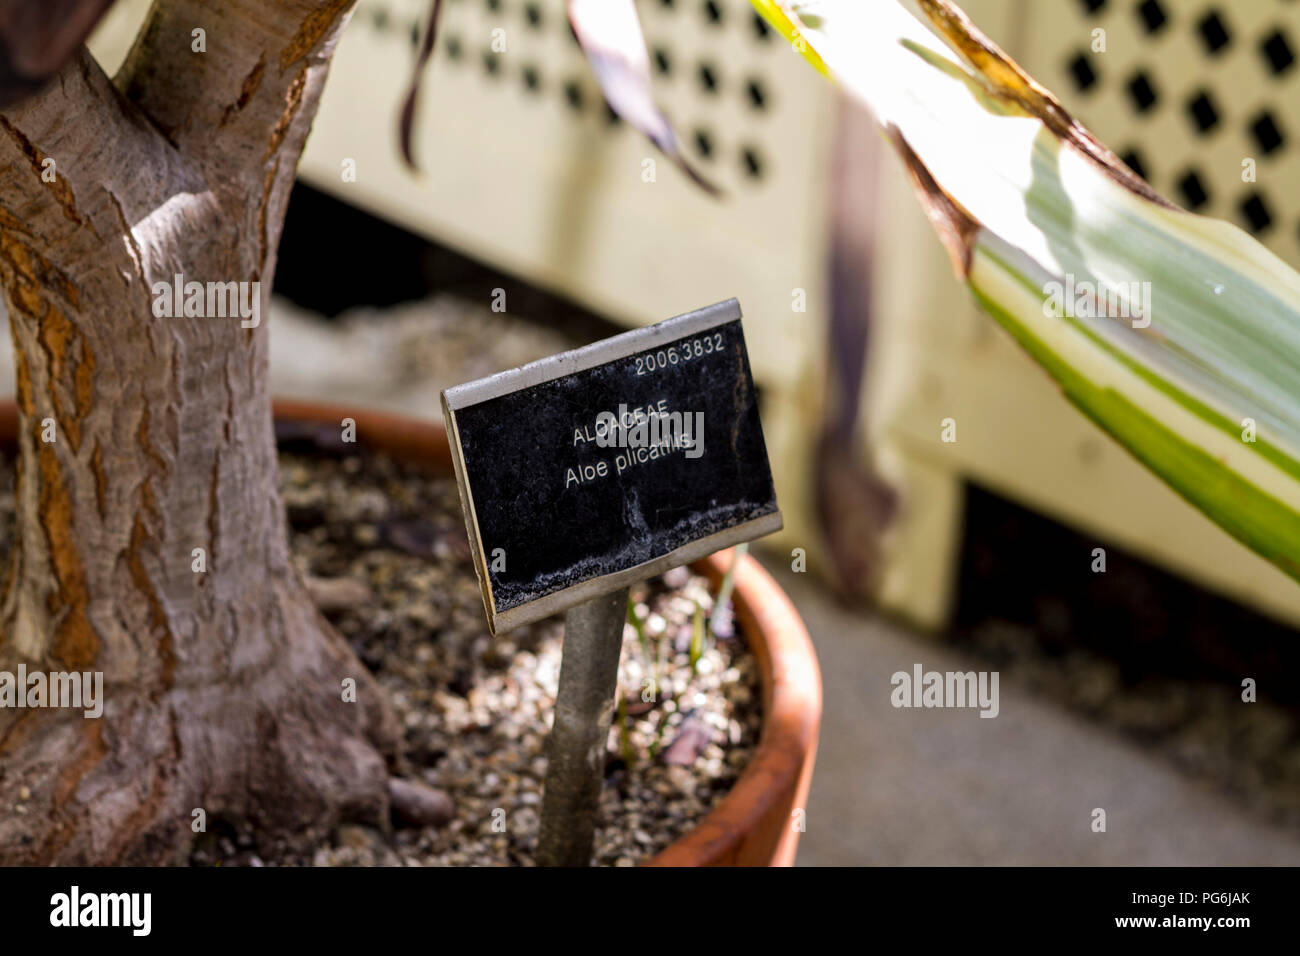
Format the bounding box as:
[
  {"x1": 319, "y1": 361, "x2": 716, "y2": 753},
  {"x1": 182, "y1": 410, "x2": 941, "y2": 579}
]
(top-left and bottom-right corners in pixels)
[{"x1": 442, "y1": 299, "x2": 781, "y2": 633}]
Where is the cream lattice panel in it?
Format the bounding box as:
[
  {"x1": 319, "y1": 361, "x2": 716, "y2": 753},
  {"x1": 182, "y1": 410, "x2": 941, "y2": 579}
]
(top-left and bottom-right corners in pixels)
[
  {"x1": 296, "y1": 0, "x2": 835, "y2": 391},
  {"x1": 1020, "y1": 0, "x2": 1300, "y2": 269}
]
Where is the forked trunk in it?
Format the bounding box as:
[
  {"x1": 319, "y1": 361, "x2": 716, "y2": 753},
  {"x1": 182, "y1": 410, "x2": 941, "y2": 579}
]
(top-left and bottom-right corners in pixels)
[{"x1": 0, "y1": 0, "x2": 398, "y2": 864}]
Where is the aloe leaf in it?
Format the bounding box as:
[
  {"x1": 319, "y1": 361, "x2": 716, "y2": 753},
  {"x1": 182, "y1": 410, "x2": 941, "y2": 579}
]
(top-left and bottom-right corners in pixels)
[
  {"x1": 710, "y1": 543, "x2": 745, "y2": 638},
  {"x1": 689, "y1": 604, "x2": 705, "y2": 671},
  {"x1": 398, "y1": 0, "x2": 444, "y2": 169},
  {"x1": 567, "y1": 0, "x2": 719, "y2": 195},
  {"x1": 756, "y1": 0, "x2": 1300, "y2": 582}
]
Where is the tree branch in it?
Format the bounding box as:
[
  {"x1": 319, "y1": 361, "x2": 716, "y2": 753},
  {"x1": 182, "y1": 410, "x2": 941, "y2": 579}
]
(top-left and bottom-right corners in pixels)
[
  {"x1": 0, "y1": 47, "x2": 209, "y2": 319},
  {"x1": 116, "y1": 0, "x2": 358, "y2": 256}
]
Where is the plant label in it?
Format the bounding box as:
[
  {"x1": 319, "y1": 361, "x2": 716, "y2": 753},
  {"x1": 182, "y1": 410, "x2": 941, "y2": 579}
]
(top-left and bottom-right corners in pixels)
[{"x1": 442, "y1": 298, "x2": 781, "y2": 634}]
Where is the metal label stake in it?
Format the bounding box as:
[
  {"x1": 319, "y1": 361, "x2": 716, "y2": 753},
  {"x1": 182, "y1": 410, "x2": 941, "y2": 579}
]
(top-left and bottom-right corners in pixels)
[
  {"x1": 535, "y1": 586, "x2": 630, "y2": 867},
  {"x1": 441, "y1": 299, "x2": 780, "y2": 865}
]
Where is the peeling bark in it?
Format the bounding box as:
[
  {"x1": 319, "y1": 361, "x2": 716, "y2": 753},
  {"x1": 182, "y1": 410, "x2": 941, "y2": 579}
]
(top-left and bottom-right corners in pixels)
[{"x1": 0, "y1": 0, "x2": 399, "y2": 865}]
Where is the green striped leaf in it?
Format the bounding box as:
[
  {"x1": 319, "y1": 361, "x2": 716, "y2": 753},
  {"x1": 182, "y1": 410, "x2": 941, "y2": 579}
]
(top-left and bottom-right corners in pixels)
[{"x1": 757, "y1": 0, "x2": 1300, "y2": 584}]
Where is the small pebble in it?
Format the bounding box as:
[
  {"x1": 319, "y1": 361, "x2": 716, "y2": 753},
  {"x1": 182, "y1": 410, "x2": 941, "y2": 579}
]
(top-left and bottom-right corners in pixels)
[{"x1": 388, "y1": 777, "x2": 456, "y2": 828}]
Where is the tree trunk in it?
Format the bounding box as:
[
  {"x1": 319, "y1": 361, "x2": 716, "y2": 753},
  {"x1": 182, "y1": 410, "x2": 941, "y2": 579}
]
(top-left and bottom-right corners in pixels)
[{"x1": 0, "y1": 0, "x2": 399, "y2": 864}]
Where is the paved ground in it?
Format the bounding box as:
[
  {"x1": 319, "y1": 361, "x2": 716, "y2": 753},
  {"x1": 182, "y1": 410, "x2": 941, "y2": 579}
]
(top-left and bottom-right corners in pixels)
[{"x1": 765, "y1": 561, "x2": 1300, "y2": 865}]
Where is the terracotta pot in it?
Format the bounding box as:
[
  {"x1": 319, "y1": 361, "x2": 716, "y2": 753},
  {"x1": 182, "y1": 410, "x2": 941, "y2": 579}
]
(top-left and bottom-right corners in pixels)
[{"x1": 0, "y1": 398, "x2": 822, "y2": 866}]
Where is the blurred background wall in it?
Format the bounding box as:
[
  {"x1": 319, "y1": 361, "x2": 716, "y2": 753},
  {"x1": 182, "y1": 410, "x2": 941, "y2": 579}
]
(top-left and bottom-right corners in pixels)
[{"x1": 76, "y1": 0, "x2": 1300, "y2": 633}]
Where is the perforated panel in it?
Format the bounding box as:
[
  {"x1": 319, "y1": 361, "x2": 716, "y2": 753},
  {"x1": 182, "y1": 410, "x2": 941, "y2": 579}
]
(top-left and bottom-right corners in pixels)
[
  {"x1": 294, "y1": 0, "x2": 834, "y2": 393},
  {"x1": 1021, "y1": 0, "x2": 1300, "y2": 269},
  {"x1": 429, "y1": 0, "x2": 787, "y2": 192}
]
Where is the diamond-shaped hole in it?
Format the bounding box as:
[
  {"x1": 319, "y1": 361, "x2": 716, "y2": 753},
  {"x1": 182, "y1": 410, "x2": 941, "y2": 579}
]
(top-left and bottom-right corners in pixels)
[
  {"x1": 1186, "y1": 90, "x2": 1220, "y2": 133},
  {"x1": 699, "y1": 62, "x2": 720, "y2": 93},
  {"x1": 483, "y1": 50, "x2": 501, "y2": 77},
  {"x1": 563, "y1": 80, "x2": 584, "y2": 111},
  {"x1": 695, "y1": 128, "x2": 714, "y2": 159},
  {"x1": 741, "y1": 145, "x2": 765, "y2": 180},
  {"x1": 1240, "y1": 192, "x2": 1273, "y2": 233},
  {"x1": 1069, "y1": 52, "x2": 1099, "y2": 92},
  {"x1": 747, "y1": 78, "x2": 768, "y2": 110},
  {"x1": 1078, "y1": 0, "x2": 1107, "y2": 13},
  {"x1": 1119, "y1": 148, "x2": 1149, "y2": 181},
  {"x1": 1137, "y1": 0, "x2": 1168, "y2": 34},
  {"x1": 1250, "y1": 111, "x2": 1285, "y2": 155},
  {"x1": 522, "y1": 65, "x2": 541, "y2": 93},
  {"x1": 524, "y1": 3, "x2": 542, "y2": 28},
  {"x1": 1177, "y1": 170, "x2": 1210, "y2": 210},
  {"x1": 753, "y1": 11, "x2": 773, "y2": 41},
  {"x1": 654, "y1": 47, "x2": 672, "y2": 76},
  {"x1": 704, "y1": 0, "x2": 723, "y2": 26},
  {"x1": 1261, "y1": 29, "x2": 1296, "y2": 76},
  {"x1": 1126, "y1": 70, "x2": 1159, "y2": 112},
  {"x1": 1197, "y1": 10, "x2": 1231, "y2": 54}
]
